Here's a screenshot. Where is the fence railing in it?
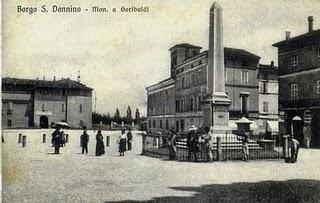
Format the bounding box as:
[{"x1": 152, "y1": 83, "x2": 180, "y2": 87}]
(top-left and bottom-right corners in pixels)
[{"x1": 142, "y1": 132, "x2": 284, "y2": 162}]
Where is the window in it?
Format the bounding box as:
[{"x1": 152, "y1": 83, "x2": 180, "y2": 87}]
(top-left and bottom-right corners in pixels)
[
  {"x1": 291, "y1": 84, "x2": 298, "y2": 100},
  {"x1": 191, "y1": 74, "x2": 195, "y2": 86},
  {"x1": 153, "y1": 120, "x2": 156, "y2": 128},
  {"x1": 79, "y1": 104, "x2": 83, "y2": 113},
  {"x1": 180, "y1": 98, "x2": 185, "y2": 112},
  {"x1": 290, "y1": 55, "x2": 298, "y2": 68},
  {"x1": 176, "y1": 99, "x2": 180, "y2": 113},
  {"x1": 149, "y1": 120, "x2": 151, "y2": 128},
  {"x1": 165, "y1": 119, "x2": 169, "y2": 130},
  {"x1": 180, "y1": 119, "x2": 185, "y2": 131},
  {"x1": 241, "y1": 70, "x2": 249, "y2": 85},
  {"x1": 160, "y1": 120, "x2": 163, "y2": 129},
  {"x1": 7, "y1": 120, "x2": 12, "y2": 127},
  {"x1": 190, "y1": 97, "x2": 194, "y2": 111},
  {"x1": 62, "y1": 104, "x2": 65, "y2": 112},
  {"x1": 198, "y1": 96, "x2": 202, "y2": 110},
  {"x1": 41, "y1": 104, "x2": 45, "y2": 112},
  {"x1": 225, "y1": 69, "x2": 228, "y2": 82},
  {"x1": 7, "y1": 102, "x2": 13, "y2": 115},
  {"x1": 176, "y1": 78, "x2": 180, "y2": 89},
  {"x1": 317, "y1": 80, "x2": 320, "y2": 95},
  {"x1": 259, "y1": 81, "x2": 267, "y2": 93},
  {"x1": 318, "y1": 51, "x2": 320, "y2": 64},
  {"x1": 263, "y1": 101, "x2": 268, "y2": 113},
  {"x1": 182, "y1": 77, "x2": 185, "y2": 88}
]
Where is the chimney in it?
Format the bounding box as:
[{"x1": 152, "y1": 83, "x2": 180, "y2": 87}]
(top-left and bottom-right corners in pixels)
[
  {"x1": 285, "y1": 31, "x2": 291, "y2": 40},
  {"x1": 308, "y1": 16, "x2": 314, "y2": 33}
]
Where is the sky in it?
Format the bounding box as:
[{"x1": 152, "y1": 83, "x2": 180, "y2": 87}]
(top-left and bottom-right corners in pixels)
[{"x1": 3, "y1": 0, "x2": 320, "y2": 116}]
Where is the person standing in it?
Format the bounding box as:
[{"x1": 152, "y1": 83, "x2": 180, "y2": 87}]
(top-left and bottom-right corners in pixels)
[
  {"x1": 169, "y1": 130, "x2": 177, "y2": 160},
  {"x1": 80, "y1": 126, "x2": 89, "y2": 154},
  {"x1": 117, "y1": 129, "x2": 127, "y2": 156},
  {"x1": 289, "y1": 136, "x2": 300, "y2": 163},
  {"x1": 127, "y1": 128, "x2": 133, "y2": 151},
  {"x1": 95, "y1": 130, "x2": 105, "y2": 156},
  {"x1": 202, "y1": 127, "x2": 214, "y2": 162},
  {"x1": 187, "y1": 126, "x2": 199, "y2": 162},
  {"x1": 237, "y1": 133, "x2": 249, "y2": 161},
  {"x1": 52, "y1": 126, "x2": 62, "y2": 154}
]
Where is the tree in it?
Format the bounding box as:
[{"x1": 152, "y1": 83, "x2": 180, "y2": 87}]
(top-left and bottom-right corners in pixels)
[
  {"x1": 135, "y1": 108, "x2": 141, "y2": 124},
  {"x1": 126, "y1": 106, "x2": 132, "y2": 124},
  {"x1": 114, "y1": 108, "x2": 121, "y2": 123}
]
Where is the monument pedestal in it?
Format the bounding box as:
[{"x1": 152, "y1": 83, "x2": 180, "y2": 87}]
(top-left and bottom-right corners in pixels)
[{"x1": 202, "y1": 92, "x2": 231, "y2": 134}]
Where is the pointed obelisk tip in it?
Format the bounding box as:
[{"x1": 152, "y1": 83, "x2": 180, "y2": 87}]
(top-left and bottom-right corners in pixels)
[{"x1": 210, "y1": 2, "x2": 222, "y2": 10}]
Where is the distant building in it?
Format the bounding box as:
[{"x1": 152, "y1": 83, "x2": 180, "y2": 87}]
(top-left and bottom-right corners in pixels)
[
  {"x1": 2, "y1": 77, "x2": 93, "y2": 129},
  {"x1": 273, "y1": 16, "x2": 320, "y2": 147},
  {"x1": 146, "y1": 43, "x2": 269, "y2": 134},
  {"x1": 258, "y1": 62, "x2": 279, "y2": 137}
]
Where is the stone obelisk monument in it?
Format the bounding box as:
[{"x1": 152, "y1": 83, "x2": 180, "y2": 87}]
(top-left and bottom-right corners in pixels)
[{"x1": 202, "y1": 2, "x2": 231, "y2": 133}]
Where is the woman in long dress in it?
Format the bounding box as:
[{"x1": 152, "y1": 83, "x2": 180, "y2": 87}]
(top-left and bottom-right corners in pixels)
[
  {"x1": 117, "y1": 129, "x2": 127, "y2": 156},
  {"x1": 95, "y1": 130, "x2": 105, "y2": 156}
]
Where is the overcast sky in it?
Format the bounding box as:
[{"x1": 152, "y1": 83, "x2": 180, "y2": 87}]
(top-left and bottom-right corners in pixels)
[{"x1": 3, "y1": 0, "x2": 320, "y2": 116}]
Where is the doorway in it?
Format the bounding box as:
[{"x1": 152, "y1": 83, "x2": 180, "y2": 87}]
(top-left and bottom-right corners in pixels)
[{"x1": 40, "y1": 115, "x2": 49, "y2": 128}]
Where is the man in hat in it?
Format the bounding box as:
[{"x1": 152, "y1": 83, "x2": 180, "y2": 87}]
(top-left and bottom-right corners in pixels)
[
  {"x1": 127, "y1": 128, "x2": 133, "y2": 151},
  {"x1": 80, "y1": 126, "x2": 89, "y2": 154},
  {"x1": 187, "y1": 125, "x2": 199, "y2": 162},
  {"x1": 289, "y1": 136, "x2": 300, "y2": 163},
  {"x1": 202, "y1": 126, "x2": 214, "y2": 162},
  {"x1": 52, "y1": 126, "x2": 62, "y2": 154}
]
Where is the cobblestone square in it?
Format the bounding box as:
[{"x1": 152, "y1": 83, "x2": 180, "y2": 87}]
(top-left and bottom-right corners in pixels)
[{"x1": 3, "y1": 129, "x2": 320, "y2": 202}]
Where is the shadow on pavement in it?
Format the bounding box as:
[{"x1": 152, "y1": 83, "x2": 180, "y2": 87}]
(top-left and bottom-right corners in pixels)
[{"x1": 105, "y1": 179, "x2": 320, "y2": 203}]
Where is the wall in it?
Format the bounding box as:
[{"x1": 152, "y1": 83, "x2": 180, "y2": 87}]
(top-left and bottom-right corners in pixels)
[{"x1": 67, "y1": 95, "x2": 92, "y2": 128}]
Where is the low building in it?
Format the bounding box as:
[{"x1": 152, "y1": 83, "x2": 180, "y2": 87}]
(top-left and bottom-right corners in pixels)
[
  {"x1": 2, "y1": 77, "x2": 93, "y2": 129},
  {"x1": 273, "y1": 16, "x2": 320, "y2": 147}
]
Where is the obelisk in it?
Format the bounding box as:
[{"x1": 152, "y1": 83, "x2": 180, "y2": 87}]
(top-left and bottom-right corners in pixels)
[{"x1": 202, "y1": 2, "x2": 231, "y2": 133}]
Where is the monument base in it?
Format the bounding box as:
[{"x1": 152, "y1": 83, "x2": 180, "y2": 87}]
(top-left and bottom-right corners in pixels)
[{"x1": 202, "y1": 92, "x2": 231, "y2": 134}]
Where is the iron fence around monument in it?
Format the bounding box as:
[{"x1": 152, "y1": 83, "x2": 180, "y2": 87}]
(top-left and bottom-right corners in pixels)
[{"x1": 142, "y1": 132, "x2": 284, "y2": 162}]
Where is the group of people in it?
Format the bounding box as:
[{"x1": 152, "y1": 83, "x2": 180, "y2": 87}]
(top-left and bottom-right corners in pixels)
[
  {"x1": 167, "y1": 126, "x2": 215, "y2": 162},
  {"x1": 79, "y1": 126, "x2": 106, "y2": 156},
  {"x1": 167, "y1": 125, "x2": 251, "y2": 162},
  {"x1": 51, "y1": 126, "x2": 67, "y2": 154},
  {"x1": 117, "y1": 128, "x2": 133, "y2": 156}
]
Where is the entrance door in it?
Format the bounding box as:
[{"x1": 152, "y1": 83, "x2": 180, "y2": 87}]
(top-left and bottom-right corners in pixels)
[
  {"x1": 40, "y1": 116, "x2": 49, "y2": 128},
  {"x1": 292, "y1": 119, "x2": 304, "y2": 144},
  {"x1": 311, "y1": 112, "x2": 320, "y2": 147}
]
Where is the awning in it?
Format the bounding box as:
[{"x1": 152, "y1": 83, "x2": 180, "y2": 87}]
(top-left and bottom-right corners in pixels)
[
  {"x1": 267, "y1": 120, "x2": 279, "y2": 133},
  {"x1": 249, "y1": 121, "x2": 259, "y2": 130}
]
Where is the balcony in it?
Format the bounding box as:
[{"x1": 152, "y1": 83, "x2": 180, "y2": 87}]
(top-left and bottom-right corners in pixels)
[{"x1": 280, "y1": 98, "x2": 320, "y2": 109}]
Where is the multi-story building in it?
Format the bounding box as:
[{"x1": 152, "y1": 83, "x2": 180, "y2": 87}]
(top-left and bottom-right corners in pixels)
[
  {"x1": 257, "y1": 62, "x2": 279, "y2": 137},
  {"x1": 146, "y1": 43, "x2": 264, "y2": 134},
  {"x1": 2, "y1": 77, "x2": 93, "y2": 129},
  {"x1": 273, "y1": 16, "x2": 320, "y2": 147}
]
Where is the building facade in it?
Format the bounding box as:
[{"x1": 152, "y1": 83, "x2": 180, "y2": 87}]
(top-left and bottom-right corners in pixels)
[
  {"x1": 146, "y1": 43, "x2": 269, "y2": 134},
  {"x1": 2, "y1": 77, "x2": 93, "y2": 129},
  {"x1": 258, "y1": 62, "x2": 279, "y2": 137},
  {"x1": 273, "y1": 16, "x2": 320, "y2": 147}
]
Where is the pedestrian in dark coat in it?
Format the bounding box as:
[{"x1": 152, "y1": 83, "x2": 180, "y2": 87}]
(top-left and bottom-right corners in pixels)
[
  {"x1": 117, "y1": 129, "x2": 127, "y2": 156},
  {"x1": 52, "y1": 127, "x2": 61, "y2": 154},
  {"x1": 80, "y1": 126, "x2": 89, "y2": 154},
  {"x1": 187, "y1": 125, "x2": 199, "y2": 162},
  {"x1": 127, "y1": 128, "x2": 133, "y2": 151},
  {"x1": 289, "y1": 136, "x2": 300, "y2": 163},
  {"x1": 95, "y1": 130, "x2": 105, "y2": 156},
  {"x1": 169, "y1": 130, "x2": 177, "y2": 160}
]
